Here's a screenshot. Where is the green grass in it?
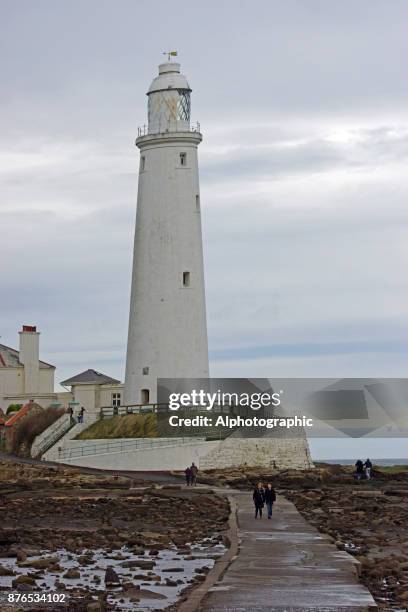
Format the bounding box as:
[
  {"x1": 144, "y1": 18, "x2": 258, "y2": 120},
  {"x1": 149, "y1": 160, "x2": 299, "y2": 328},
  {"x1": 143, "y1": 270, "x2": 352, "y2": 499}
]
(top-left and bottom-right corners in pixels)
[
  {"x1": 75, "y1": 413, "x2": 158, "y2": 440},
  {"x1": 374, "y1": 464, "x2": 408, "y2": 473}
]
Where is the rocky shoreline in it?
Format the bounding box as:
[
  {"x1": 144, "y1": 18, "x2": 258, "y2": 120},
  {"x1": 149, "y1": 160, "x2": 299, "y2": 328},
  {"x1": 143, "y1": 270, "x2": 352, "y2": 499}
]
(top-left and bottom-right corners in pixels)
[
  {"x1": 2, "y1": 458, "x2": 407, "y2": 611},
  {"x1": 0, "y1": 459, "x2": 229, "y2": 611}
]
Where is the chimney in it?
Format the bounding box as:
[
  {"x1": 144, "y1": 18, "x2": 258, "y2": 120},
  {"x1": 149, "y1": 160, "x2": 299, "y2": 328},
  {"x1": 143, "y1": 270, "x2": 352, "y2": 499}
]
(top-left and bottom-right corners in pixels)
[{"x1": 19, "y1": 325, "x2": 40, "y2": 394}]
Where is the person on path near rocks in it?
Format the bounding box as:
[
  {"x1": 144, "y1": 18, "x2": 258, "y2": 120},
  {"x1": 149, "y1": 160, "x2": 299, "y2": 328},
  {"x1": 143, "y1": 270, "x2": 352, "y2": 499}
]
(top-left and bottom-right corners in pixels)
[
  {"x1": 355, "y1": 459, "x2": 364, "y2": 480},
  {"x1": 253, "y1": 482, "x2": 265, "y2": 519},
  {"x1": 185, "y1": 466, "x2": 192, "y2": 486},
  {"x1": 77, "y1": 406, "x2": 85, "y2": 424},
  {"x1": 364, "y1": 458, "x2": 372, "y2": 479},
  {"x1": 190, "y1": 462, "x2": 198, "y2": 486},
  {"x1": 264, "y1": 483, "x2": 276, "y2": 519},
  {"x1": 67, "y1": 405, "x2": 74, "y2": 422}
]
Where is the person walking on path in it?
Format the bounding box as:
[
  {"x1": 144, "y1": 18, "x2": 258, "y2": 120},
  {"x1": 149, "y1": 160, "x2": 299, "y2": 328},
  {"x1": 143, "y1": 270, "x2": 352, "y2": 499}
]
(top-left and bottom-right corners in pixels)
[
  {"x1": 355, "y1": 459, "x2": 364, "y2": 480},
  {"x1": 185, "y1": 466, "x2": 192, "y2": 486},
  {"x1": 253, "y1": 482, "x2": 265, "y2": 519},
  {"x1": 190, "y1": 462, "x2": 198, "y2": 486},
  {"x1": 264, "y1": 483, "x2": 276, "y2": 519},
  {"x1": 364, "y1": 458, "x2": 372, "y2": 479}
]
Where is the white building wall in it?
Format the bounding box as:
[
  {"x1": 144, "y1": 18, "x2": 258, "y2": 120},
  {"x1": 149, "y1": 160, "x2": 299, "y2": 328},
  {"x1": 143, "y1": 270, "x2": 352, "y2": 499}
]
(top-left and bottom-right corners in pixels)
[
  {"x1": 57, "y1": 440, "x2": 220, "y2": 471},
  {"x1": 68, "y1": 384, "x2": 124, "y2": 418},
  {"x1": 71, "y1": 385, "x2": 98, "y2": 416},
  {"x1": 0, "y1": 369, "x2": 24, "y2": 411},
  {"x1": 99, "y1": 385, "x2": 123, "y2": 408},
  {"x1": 39, "y1": 368, "x2": 54, "y2": 394}
]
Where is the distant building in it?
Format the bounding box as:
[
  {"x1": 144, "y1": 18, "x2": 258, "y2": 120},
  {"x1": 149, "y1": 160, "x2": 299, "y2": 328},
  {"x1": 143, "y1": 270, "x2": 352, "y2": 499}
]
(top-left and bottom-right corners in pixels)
[
  {"x1": 0, "y1": 328, "x2": 124, "y2": 420},
  {"x1": 0, "y1": 326, "x2": 57, "y2": 412},
  {"x1": 60, "y1": 369, "x2": 122, "y2": 419}
]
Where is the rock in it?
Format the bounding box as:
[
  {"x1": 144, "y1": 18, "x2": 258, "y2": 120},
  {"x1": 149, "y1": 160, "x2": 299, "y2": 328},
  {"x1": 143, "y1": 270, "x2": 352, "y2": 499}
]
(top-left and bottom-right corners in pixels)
[
  {"x1": 87, "y1": 603, "x2": 103, "y2": 612},
  {"x1": 352, "y1": 490, "x2": 384, "y2": 497},
  {"x1": 16, "y1": 549, "x2": 27, "y2": 562},
  {"x1": 20, "y1": 556, "x2": 59, "y2": 570},
  {"x1": 165, "y1": 578, "x2": 178, "y2": 586},
  {"x1": 162, "y1": 566, "x2": 184, "y2": 572},
  {"x1": 63, "y1": 568, "x2": 81, "y2": 579},
  {"x1": 122, "y1": 581, "x2": 140, "y2": 591},
  {"x1": 16, "y1": 582, "x2": 33, "y2": 591},
  {"x1": 140, "y1": 531, "x2": 171, "y2": 544},
  {"x1": 55, "y1": 580, "x2": 66, "y2": 588},
  {"x1": 0, "y1": 565, "x2": 15, "y2": 576},
  {"x1": 105, "y1": 566, "x2": 120, "y2": 586},
  {"x1": 12, "y1": 574, "x2": 36, "y2": 586},
  {"x1": 78, "y1": 554, "x2": 94, "y2": 566},
  {"x1": 123, "y1": 559, "x2": 155, "y2": 570},
  {"x1": 138, "y1": 588, "x2": 167, "y2": 599},
  {"x1": 130, "y1": 545, "x2": 145, "y2": 555}
]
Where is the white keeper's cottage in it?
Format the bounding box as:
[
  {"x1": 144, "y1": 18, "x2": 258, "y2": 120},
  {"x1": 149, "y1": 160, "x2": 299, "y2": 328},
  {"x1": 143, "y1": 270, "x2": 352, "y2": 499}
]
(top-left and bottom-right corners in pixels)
[{"x1": 0, "y1": 325, "x2": 57, "y2": 413}]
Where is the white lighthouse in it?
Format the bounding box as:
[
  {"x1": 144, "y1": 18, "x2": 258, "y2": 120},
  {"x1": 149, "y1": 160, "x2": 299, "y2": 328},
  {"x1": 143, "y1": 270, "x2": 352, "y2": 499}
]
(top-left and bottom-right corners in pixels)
[{"x1": 124, "y1": 57, "x2": 209, "y2": 405}]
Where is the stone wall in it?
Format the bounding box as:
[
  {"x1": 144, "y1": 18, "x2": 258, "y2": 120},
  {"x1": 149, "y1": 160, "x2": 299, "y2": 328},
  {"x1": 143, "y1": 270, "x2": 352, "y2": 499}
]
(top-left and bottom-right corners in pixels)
[{"x1": 199, "y1": 437, "x2": 314, "y2": 470}]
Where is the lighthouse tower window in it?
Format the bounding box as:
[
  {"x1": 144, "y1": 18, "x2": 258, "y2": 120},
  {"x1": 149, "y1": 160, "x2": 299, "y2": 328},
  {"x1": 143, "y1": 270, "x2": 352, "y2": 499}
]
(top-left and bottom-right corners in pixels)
[
  {"x1": 140, "y1": 156, "x2": 146, "y2": 171},
  {"x1": 180, "y1": 152, "x2": 187, "y2": 166},
  {"x1": 183, "y1": 271, "x2": 190, "y2": 287},
  {"x1": 177, "y1": 90, "x2": 191, "y2": 121}
]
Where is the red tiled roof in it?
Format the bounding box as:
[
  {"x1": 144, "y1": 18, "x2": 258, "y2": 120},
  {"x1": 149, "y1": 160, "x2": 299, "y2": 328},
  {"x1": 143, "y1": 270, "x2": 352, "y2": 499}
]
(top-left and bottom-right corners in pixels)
[{"x1": 5, "y1": 403, "x2": 32, "y2": 427}]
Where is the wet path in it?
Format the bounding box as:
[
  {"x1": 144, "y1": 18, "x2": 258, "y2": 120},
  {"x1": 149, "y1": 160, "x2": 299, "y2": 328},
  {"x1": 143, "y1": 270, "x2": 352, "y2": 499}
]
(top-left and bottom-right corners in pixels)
[{"x1": 199, "y1": 490, "x2": 377, "y2": 612}]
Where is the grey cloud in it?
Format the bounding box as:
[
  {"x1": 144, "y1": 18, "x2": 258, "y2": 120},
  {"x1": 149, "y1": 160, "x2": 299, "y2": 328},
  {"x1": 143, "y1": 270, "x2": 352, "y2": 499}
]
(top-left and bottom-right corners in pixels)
[{"x1": 1, "y1": 0, "x2": 408, "y2": 395}]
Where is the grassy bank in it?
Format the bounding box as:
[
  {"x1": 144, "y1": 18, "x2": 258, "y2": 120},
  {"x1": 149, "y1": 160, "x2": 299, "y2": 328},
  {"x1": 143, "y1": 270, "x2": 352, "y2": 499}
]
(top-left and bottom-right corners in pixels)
[{"x1": 75, "y1": 413, "x2": 158, "y2": 439}]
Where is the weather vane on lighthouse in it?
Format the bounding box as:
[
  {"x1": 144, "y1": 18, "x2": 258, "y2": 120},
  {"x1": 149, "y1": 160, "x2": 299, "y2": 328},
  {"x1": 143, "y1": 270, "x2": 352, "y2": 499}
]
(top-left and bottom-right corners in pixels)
[{"x1": 163, "y1": 50, "x2": 178, "y2": 61}]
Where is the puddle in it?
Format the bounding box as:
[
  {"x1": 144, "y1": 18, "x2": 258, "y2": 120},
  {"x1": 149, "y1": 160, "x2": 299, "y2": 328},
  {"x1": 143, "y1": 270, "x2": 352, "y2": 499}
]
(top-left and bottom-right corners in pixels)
[{"x1": 0, "y1": 537, "x2": 226, "y2": 610}]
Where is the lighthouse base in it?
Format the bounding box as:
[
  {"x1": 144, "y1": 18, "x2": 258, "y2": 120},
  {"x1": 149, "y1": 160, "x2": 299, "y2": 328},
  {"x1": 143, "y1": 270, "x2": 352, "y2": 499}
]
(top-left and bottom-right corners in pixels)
[{"x1": 199, "y1": 437, "x2": 314, "y2": 470}]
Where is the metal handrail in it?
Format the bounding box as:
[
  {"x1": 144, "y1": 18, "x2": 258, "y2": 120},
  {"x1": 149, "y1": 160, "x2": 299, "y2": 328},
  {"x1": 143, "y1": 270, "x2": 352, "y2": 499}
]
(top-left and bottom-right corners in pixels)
[
  {"x1": 100, "y1": 401, "x2": 257, "y2": 419},
  {"x1": 137, "y1": 121, "x2": 200, "y2": 137},
  {"x1": 58, "y1": 433, "x2": 218, "y2": 461},
  {"x1": 100, "y1": 403, "x2": 168, "y2": 418},
  {"x1": 35, "y1": 414, "x2": 76, "y2": 457}
]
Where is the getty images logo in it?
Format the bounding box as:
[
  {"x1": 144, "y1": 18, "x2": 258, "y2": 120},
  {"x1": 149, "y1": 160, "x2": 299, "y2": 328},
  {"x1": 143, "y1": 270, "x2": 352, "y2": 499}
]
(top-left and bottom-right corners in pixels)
[{"x1": 168, "y1": 389, "x2": 282, "y2": 411}]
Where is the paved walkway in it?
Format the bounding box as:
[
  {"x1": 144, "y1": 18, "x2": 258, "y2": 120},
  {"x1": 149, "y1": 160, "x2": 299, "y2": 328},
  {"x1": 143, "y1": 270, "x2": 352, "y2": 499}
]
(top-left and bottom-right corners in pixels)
[{"x1": 200, "y1": 490, "x2": 377, "y2": 612}]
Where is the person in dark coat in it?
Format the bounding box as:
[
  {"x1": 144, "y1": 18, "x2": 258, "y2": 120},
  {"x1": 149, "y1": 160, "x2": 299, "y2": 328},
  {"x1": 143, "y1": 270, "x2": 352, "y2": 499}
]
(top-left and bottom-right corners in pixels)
[
  {"x1": 264, "y1": 483, "x2": 276, "y2": 519},
  {"x1": 253, "y1": 482, "x2": 265, "y2": 519},
  {"x1": 190, "y1": 462, "x2": 198, "y2": 486},
  {"x1": 364, "y1": 458, "x2": 372, "y2": 480},
  {"x1": 355, "y1": 459, "x2": 364, "y2": 480},
  {"x1": 185, "y1": 466, "x2": 192, "y2": 486}
]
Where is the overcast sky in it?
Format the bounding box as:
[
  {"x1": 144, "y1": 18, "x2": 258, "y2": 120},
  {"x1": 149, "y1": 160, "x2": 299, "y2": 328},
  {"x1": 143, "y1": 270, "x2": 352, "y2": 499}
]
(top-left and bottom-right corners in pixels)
[{"x1": 1, "y1": 1, "x2": 407, "y2": 458}]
